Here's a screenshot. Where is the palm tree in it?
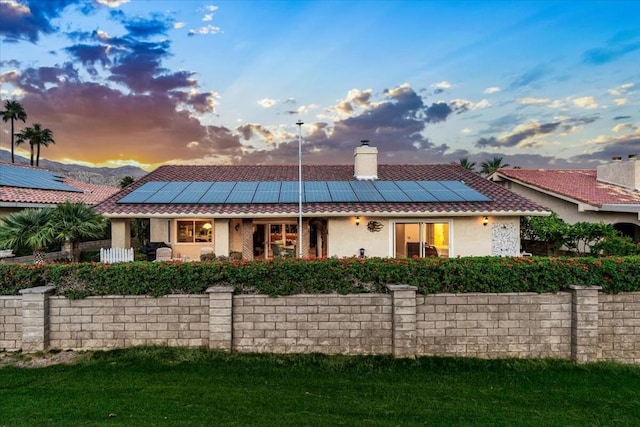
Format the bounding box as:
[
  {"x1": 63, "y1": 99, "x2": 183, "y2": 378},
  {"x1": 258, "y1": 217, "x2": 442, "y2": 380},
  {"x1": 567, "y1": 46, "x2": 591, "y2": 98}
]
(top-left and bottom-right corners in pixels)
[
  {"x1": 16, "y1": 123, "x2": 55, "y2": 166},
  {"x1": 0, "y1": 100, "x2": 27, "y2": 163},
  {"x1": 481, "y1": 156, "x2": 510, "y2": 176},
  {"x1": 458, "y1": 158, "x2": 476, "y2": 172},
  {"x1": 118, "y1": 176, "x2": 135, "y2": 189},
  {"x1": 0, "y1": 208, "x2": 55, "y2": 264},
  {"x1": 50, "y1": 202, "x2": 107, "y2": 262}
]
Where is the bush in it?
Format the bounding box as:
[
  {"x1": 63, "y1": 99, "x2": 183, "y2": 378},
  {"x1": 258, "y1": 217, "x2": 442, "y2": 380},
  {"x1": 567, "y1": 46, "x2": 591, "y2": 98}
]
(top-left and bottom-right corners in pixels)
[
  {"x1": 80, "y1": 249, "x2": 100, "y2": 263},
  {"x1": 1, "y1": 256, "x2": 640, "y2": 299}
]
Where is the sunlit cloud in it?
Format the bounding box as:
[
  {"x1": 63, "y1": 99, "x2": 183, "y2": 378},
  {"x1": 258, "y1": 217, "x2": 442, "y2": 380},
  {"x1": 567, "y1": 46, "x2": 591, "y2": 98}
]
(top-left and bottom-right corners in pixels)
[
  {"x1": 613, "y1": 123, "x2": 632, "y2": 132},
  {"x1": 188, "y1": 25, "x2": 222, "y2": 36},
  {"x1": 573, "y1": 96, "x2": 598, "y2": 109},
  {"x1": 518, "y1": 97, "x2": 550, "y2": 105},
  {"x1": 607, "y1": 83, "x2": 634, "y2": 96},
  {"x1": 614, "y1": 98, "x2": 627, "y2": 106},
  {"x1": 484, "y1": 87, "x2": 500, "y2": 94},
  {"x1": 96, "y1": 0, "x2": 131, "y2": 6},
  {"x1": 174, "y1": 22, "x2": 185, "y2": 29},
  {"x1": 432, "y1": 80, "x2": 452, "y2": 90},
  {"x1": 257, "y1": 98, "x2": 277, "y2": 108}
]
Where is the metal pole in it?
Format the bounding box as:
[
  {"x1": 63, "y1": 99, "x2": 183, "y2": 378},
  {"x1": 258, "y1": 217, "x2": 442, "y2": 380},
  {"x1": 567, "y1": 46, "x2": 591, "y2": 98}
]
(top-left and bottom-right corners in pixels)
[{"x1": 296, "y1": 120, "x2": 304, "y2": 259}]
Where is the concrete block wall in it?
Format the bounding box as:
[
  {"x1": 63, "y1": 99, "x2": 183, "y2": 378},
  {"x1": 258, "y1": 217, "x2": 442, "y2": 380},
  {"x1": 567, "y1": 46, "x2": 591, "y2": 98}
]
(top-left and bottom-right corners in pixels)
[
  {"x1": 48, "y1": 295, "x2": 210, "y2": 349},
  {"x1": 417, "y1": 292, "x2": 572, "y2": 359},
  {"x1": 9, "y1": 284, "x2": 640, "y2": 365},
  {"x1": 598, "y1": 292, "x2": 640, "y2": 363},
  {"x1": 232, "y1": 294, "x2": 393, "y2": 354},
  {"x1": 0, "y1": 296, "x2": 22, "y2": 350}
]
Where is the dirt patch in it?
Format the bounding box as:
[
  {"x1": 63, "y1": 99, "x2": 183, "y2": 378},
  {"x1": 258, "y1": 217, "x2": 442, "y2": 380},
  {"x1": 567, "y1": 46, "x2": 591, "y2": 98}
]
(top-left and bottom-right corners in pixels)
[{"x1": 0, "y1": 350, "x2": 83, "y2": 368}]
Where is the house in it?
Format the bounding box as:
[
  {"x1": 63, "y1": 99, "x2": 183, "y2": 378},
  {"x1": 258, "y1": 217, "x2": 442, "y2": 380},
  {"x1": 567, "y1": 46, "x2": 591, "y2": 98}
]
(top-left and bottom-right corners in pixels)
[
  {"x1": 489, "y1": 155, "x2": 640, "y2": 242},
  {"x1": 0, "y1": 162, "x2": 119, "y2": 218},
  {"x1": 95, "y1": 142, "x2": 549, "y2": 260}
]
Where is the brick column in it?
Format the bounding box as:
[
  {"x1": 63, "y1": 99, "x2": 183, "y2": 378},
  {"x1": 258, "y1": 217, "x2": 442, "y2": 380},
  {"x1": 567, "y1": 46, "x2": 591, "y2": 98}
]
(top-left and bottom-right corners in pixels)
[
  {"x1": 207, "y1": 286, "x2": 234, "y2": 351},
  {"x1": 19, "y1": 285, "x2": 56, "y2": 352},
  {"x1": 386, "y1": 284, "x2": 417, "y2": 358},
  {"x1": 569, "y1": 285, "x2": 601, "y2": 363}
]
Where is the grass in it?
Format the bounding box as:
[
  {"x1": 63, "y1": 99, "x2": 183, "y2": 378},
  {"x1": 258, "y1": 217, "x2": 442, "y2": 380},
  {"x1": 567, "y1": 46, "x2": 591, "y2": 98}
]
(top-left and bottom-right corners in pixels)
[{"x1": 1, "y1": 347, "x2": 640, "y2": 426}]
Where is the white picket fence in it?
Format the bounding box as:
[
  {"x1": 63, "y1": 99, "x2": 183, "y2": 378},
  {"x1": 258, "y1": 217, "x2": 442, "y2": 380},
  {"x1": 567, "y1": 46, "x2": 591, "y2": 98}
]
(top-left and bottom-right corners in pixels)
[{"x1": 100, "y1": 247, "x2": 134, "y2": 264}]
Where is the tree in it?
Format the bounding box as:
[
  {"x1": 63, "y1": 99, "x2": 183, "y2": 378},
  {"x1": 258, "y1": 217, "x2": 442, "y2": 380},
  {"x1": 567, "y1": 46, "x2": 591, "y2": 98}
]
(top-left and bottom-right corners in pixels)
[
  {"x1": 481, "y1": 156, "x2": 509, "y2": 175},
  {"x1": 50, "y1": 202, "x2": 107, "y2": 262},
  {"x1": 0, "y1": 100, "x2": 27, "y2": 163},
  {"x1": 0, "y1": 208, "x2": 55, "y2": 264},
  {"x1": 15, "y1": 123, "x2": 55, "y2": 166},
  {"x1": 458, "y1": 158, "x2": 476, "y2": 172},
  {"x1": 118, "y1": 176, "x2": 135, "y2": 189}
]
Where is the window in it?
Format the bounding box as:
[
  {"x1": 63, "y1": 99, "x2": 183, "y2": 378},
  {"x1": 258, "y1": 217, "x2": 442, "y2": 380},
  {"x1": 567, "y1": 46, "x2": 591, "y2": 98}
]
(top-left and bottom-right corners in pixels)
[
  {"x1": 394, "y1": 222, "x2": 449, "y2": 258},
  {"x1": 177, "y1": 220, "x2": 213, "y2": 243}
]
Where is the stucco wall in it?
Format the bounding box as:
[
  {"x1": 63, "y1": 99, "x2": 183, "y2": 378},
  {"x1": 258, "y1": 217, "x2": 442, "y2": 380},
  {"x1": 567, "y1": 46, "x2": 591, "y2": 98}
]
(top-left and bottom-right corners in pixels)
[{"x1": 328, "y1": 217, "x2": 390, "y2": 258}]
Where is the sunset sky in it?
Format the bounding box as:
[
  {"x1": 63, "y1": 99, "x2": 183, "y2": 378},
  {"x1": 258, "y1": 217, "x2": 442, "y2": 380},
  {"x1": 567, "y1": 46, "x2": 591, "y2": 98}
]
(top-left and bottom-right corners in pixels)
[{"x1": 1, "y1": 0, "x2": 639, "y2": 171}]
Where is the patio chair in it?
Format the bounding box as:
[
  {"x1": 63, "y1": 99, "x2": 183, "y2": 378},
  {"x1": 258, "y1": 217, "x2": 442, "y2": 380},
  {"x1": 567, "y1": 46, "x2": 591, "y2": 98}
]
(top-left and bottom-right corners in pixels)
[{"x1": 155, "y1": 247, "x2": 173, "y2": 262}]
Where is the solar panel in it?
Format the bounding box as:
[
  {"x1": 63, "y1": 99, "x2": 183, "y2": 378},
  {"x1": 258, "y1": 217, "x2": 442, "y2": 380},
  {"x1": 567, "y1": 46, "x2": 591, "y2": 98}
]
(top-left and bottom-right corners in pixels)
[
  {"x1": 327, "y1": 181, "x2": 358, "y2": 202},
  {"x1": 304, "y1": 181, "x2": 331, "y2": 203},
  {"x1": 200, "y1": 182, "x2": 235, "y2": 203},
  {"x1": 395, "y1": 181, "x2": 438, "y2": 202},
  {"x1": 226, "y1": 181, "x2": 258, "y2": 203},
  {"x1": 118, "y1": 181, "x2": 169, "y2": 203},
  {"x1": 144, "y1": 182, "x2": 191, "y2": 203},
  {"x1": 372, "y1": 181, "x2": 412, "y2": 202},
  {"x1": 0, "y1": 164, "x2": 83, "y2": 192},
  {"x1": 253, "y1": 182, "x2": 281, "y2": 203},
  {"x1": 350, "y1": 181, "x2": 386, "y2": 202},
  {"x1": 279, "y1": 181, "x2": 299, "y2": 203},
  {"x1": 115, "y1": 180, "x2": 491, "y2": 205},
  {"x1": 170, "y1": 182, "x2": 213, "y2": 204}
]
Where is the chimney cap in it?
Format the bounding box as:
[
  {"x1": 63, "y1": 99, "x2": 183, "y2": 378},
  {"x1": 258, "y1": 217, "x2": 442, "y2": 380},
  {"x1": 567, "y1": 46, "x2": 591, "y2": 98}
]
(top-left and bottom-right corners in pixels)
[
  {"x1": 629, "y1": 154, "x2": 637, "y2": 160},
  {"x1": 612, "y1": 156, "x2": 622, "y2": 162},
  {"x1": 360, "y1": 140, "x2": 370, "y2": 146}
]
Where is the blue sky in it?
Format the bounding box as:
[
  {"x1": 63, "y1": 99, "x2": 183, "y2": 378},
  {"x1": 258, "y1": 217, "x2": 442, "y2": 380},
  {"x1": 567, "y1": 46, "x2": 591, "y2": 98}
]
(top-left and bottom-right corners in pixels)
[{"x1": 0, "y1": 0, "x2": 639, "y2": 171}]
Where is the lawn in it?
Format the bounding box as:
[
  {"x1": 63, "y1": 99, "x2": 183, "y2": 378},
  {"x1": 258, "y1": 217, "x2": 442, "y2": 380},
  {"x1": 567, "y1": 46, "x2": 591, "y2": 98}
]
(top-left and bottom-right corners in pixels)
[{"x1": 1, "y1": 347, "x2": 639, "y2": 426}]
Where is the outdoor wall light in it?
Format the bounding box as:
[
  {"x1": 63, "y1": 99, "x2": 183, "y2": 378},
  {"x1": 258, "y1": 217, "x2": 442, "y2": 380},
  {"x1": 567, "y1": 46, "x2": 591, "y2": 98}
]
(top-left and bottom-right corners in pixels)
[
  {"x1": 355, "y1": 216, "x2": 360, "y2": 226},
  {"x1": 482, "y1": 216, "x2": 489, "y2": 227}
]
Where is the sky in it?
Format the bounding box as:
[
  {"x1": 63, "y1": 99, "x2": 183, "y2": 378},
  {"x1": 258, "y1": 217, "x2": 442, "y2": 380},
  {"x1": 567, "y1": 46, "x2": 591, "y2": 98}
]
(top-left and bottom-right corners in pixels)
[{"x1": 0, "y1": 0, "x2": 639, "y2": 172}]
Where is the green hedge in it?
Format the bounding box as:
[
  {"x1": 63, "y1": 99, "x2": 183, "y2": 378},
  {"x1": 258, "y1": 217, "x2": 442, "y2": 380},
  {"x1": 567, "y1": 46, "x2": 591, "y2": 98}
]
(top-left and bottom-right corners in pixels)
[{"x1": 1, "y1": 256, "x2": 639, "y2": 299}]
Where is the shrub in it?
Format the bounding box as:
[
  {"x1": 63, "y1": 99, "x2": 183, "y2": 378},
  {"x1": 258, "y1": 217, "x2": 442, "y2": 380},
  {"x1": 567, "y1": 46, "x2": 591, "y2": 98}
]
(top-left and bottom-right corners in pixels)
[{"x1": 1, "y1": 256, "x2": 639, "y2": 298}]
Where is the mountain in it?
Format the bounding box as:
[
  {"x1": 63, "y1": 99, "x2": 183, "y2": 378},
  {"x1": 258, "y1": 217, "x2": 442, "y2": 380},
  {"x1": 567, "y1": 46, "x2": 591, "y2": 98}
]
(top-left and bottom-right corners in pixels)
[{"x1": 0, "y1": 151, "x2": 147, "y2": 186}]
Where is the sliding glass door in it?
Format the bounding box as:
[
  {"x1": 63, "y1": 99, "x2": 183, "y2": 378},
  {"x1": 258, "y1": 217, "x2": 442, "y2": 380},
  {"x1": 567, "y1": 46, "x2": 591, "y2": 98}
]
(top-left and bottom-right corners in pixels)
[{"x1": 394, "y1": 222, "x2": 449, "y2": 258}]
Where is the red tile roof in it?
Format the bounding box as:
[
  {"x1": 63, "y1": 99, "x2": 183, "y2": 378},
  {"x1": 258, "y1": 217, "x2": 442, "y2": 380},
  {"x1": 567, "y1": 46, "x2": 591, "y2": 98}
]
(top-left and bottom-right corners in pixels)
[
  {"x1": 96, "y1": 164, "x2": 548, "y2": 217},
  {"x1": 0, "y1": 164, "x2": 119, "y2": 206},
  {"x1": 494, "y1": 169, "x2": 640, "y2": 208}
]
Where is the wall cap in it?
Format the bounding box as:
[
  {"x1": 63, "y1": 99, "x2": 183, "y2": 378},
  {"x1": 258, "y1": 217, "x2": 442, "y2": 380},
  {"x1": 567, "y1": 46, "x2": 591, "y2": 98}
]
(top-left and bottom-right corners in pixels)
[
  {"x1": 568, "y1": 285, "x2": 602, "y2": 291},
  {"x1": 386, "y1": 284, "x2": 417, "y2": 292},
  {"x1": 19, "y1": 285, "x2": 56, "y2": 295},
  {"x1": 206, "y1": 286, "x2": 235, "y2": 294}
]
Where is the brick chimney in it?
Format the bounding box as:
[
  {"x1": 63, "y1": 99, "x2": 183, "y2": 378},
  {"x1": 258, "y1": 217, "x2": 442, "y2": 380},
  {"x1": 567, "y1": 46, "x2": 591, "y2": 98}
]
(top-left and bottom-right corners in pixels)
[
  {"x1": 353, "y1": 140, "x2": 378, "y2": 180},
  {"x1": 596, "y1": 154, "x2": 640, "y2": 190}
]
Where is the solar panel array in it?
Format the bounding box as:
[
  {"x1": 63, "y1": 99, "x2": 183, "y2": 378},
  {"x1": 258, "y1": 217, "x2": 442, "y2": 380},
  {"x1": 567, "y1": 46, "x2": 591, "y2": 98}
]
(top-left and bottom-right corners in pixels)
[
  {"x1": 118, "y1": 180, "x2": 491, "y2": 204},
  {"x1": 0, "y1": 164, "x2": 83, "y2": 192}
]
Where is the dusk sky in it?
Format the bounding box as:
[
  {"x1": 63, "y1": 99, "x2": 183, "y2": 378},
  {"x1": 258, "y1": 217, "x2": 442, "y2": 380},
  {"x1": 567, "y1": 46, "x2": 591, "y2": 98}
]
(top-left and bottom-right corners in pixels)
[{"x1": 1, "y1": 0, "x2": 639, "y2": 171}]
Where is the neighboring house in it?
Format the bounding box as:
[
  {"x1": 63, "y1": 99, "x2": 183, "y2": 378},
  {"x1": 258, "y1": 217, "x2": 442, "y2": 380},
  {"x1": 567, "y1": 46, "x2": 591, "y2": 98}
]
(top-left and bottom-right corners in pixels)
[
  {"x1": 489, "y1": 155, "x2": 640, "y2": 242},
  {"x1": 96, "y1": 143, "x2": 549, "y2": 260},
  {"x1": 0, "y1": 162, "x2": 119, "y2": 218}
]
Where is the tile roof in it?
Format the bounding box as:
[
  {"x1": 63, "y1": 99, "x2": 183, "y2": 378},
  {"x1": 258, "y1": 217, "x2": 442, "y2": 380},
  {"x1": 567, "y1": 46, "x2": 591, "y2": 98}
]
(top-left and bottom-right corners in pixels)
[
  {"x1": 0, "y1": 163, "x2": 119, "y2": 206},
  {"x1": 96, "y1": 164, "x2": 548, "y2": 217},
  {"x1": 494, "y1": 168, "x2": 640, "y2": 208}
]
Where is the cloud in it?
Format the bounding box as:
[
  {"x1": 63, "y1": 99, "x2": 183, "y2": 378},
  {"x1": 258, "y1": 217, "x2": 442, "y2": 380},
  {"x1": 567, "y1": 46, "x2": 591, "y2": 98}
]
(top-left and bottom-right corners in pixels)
[
  {"x1": 613, "y1": 123, "x2": 632, "y2": 133},
  {"x1": 476, "y1": 121, "x2": 561, "y2": 148},
  {"x1": 484, "y1": 87, "x2": 500, "y2": 94},
  {"x1": 508, "y1": 65, "x2": 549, "y2": 90},
  {"x1": 188, "y1": 25, "x2": 222, "y2": 36},
  {"x1": 331, "y1": 88, "x2": 373, "y2": 117},
  {"x1": 174, "y1": 22, "x2": 185, "y2": 29},
  {"x1": 518, "y1": 97, "x2": 550, "y2": 105},
  {"x1": 0, "y1": 0, "x2": 80, "y2": 42},
  {"x1": 449, "y1": 98, "x2": 490, "y2": 114},
  {"x1": 237, "y1": 123, "x2": 276, "y2": 145},
  {"x1": 608, "y1": 83, "x2": 634, "y2": 96},
  {"x1": 425, "y1": 102, "x2": 453, "y2": 123},
  {"x1": 96, "y1": 0, "x2": 130, "y2": 6},
  {"x1": 614, "y1": 98, "x2": 627, "y2": 106},
  {"x1": 120, "y1": 15, "x2": 172, "y2": 38},
  {"x1": 614, "y1": 116, "x2": 632, "y2": 121},
  {"x1": 572, "y1": 96, "x2": 598, "y2": 109},
  {"x1": 431, "y1": 81, "x2": 452, "y2": 94},
  {"x1": 582, "y1": 32, "x2": 640, "y2": 65},
  {"x1": 257, "y1": 98, "x2": 277, "y2": 108}
]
